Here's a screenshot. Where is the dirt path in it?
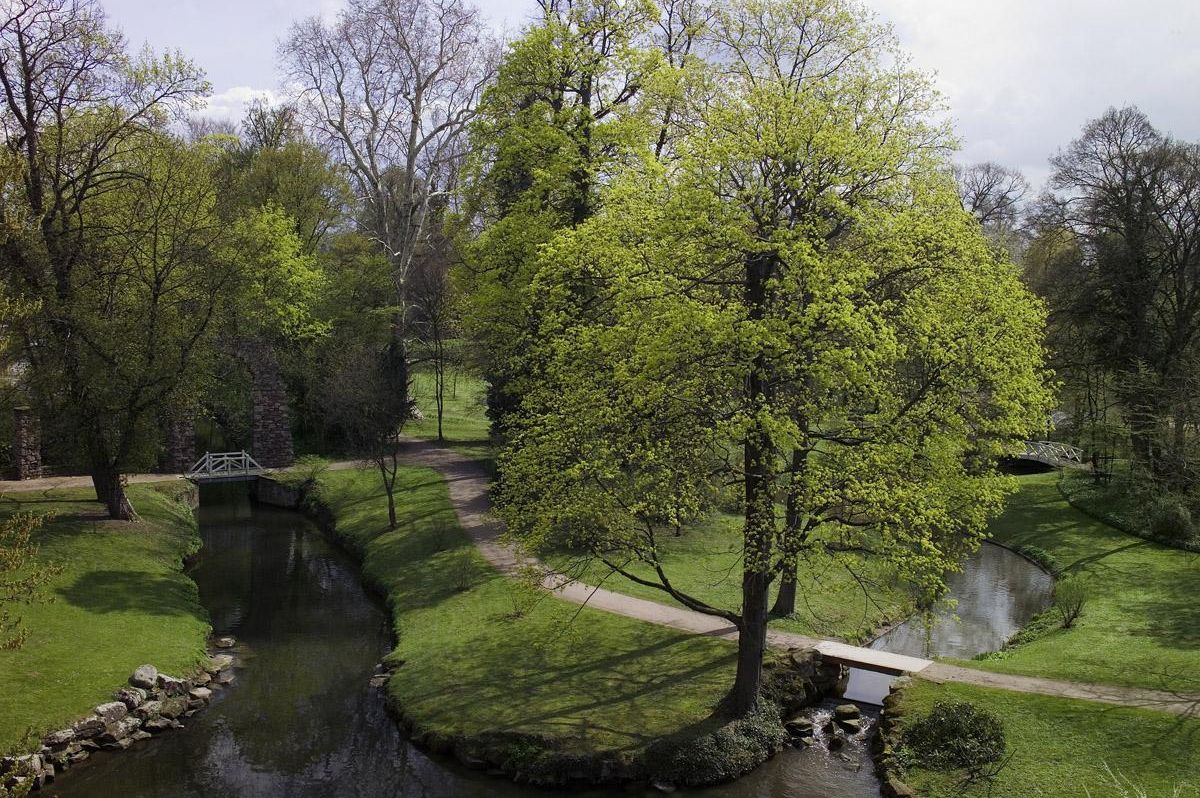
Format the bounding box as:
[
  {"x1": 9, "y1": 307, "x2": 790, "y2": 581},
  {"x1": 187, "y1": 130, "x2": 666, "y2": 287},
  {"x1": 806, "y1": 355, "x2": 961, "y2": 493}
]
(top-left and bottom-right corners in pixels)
[{"x1": 397, "y1": 440, "x2": 1200, "y2": 717}]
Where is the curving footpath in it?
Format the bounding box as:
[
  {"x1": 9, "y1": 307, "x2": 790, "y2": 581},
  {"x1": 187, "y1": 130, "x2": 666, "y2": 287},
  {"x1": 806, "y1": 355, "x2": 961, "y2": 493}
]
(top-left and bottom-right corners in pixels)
[
  {"x1": 396, "y1": 440, "x2": 1200, "y2": 718},
  {"x1": 4, "y1": 444, "x2": 1198, "y2": 717}
]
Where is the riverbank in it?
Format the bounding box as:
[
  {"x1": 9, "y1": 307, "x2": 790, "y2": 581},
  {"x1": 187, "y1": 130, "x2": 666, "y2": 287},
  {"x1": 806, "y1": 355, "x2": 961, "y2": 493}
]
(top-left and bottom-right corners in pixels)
[
  {"x1": 311, "y1": 465, "x2": 839, "y2": 787},
  {"x1": 962, "y1": 472, "x2": 1200, "y2": 692},
  {"x1": 884, "y1": 472, "x2": 1200, "y2": 796},
  {"x1": 0, "y1": 483, "x2": 210, "y2": 753},
  {"x1": 888, "y1": 679, "x2": 1200, "y2": 797}
]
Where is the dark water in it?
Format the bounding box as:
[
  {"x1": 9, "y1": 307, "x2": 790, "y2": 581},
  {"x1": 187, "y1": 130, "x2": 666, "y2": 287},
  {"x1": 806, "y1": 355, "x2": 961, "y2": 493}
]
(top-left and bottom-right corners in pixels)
[
  {"x1": 843, "y1": 543, "x2": 1055, "y2": 705},
  {"x1": 47, "y1": 488, "x2": 1051, "y2": 798}
]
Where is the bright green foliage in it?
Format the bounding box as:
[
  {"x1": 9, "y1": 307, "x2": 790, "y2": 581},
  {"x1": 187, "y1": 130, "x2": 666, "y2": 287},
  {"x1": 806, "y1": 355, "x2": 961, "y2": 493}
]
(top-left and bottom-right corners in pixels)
[
  {"x1": 226, "y1": 205, "x2": 330, "y2": 340},
  {"x1": 458, "y1": 0, "x2": 664, "y2": 427},
  {"x1": 495, "y1": 0, "x2": 1053, "y2": 709},
  {"x1": 18, "y1": 131, "x2": 234, "y2": 481},
  {"x1": 0, "y1": 513, "x2": 61, "y2": 651}
]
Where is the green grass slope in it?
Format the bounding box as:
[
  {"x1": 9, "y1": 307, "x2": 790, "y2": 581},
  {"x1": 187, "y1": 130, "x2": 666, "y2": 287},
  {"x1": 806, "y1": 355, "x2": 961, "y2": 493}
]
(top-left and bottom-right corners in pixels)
[
  {"x1": 0, "y1": 483, "x2": 209, "y2": 752},
  {"x1": 967, "y1": 472, "x2": 1200, "y2": 692},
  {"x1": 316, "y1": 466, "x2": 736, "y2": 757}
]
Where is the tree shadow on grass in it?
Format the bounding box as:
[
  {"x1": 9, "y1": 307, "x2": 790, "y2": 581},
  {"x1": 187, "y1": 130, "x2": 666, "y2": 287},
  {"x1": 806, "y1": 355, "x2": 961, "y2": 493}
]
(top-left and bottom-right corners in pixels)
[
  {"x1": 1133, "y1": 559, "x2": 1200, "y2": 650},
  {"x1": 395, "y1": 615, "x2": 735, "y2": 752},
  {"x1": 57, "y1": 569, "x2": 206, "y2": 619}
]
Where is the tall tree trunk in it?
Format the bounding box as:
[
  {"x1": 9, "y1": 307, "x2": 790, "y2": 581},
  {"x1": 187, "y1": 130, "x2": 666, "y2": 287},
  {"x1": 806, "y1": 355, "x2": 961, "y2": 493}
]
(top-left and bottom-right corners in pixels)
[
  {"x1": 771, "y1": 449, "x2": 806, "y2": 617},
  {"x1": 771, "y1": 571, "x2": 797, "y2": 618},
  {"x1": 91, "y1": 461, "x2": 136, "y2": 521},
  {"x1": 727, "y1": 251, "x2": 776, "y2": 717},
  {"x1": 435, "y1": 331, "x2": 445, "y2": 441}
]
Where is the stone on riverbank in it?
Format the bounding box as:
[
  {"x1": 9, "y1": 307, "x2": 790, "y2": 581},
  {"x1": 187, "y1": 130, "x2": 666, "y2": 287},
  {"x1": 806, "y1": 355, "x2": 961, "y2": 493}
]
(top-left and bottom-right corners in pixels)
[
  {"x1": 206, "y1": 654, "x2": 234, "y2": 673},
  {"x1": 93, "y1": 701, "x2": 127, "y2": 724},
  {"x1": 130, "y1": 664, "x2": 158, "y2": 690},
  {"x1": 157, "y1": 674, "x2": 190, "y2": 696},
  {"x1": 42, "y1": 729, "x2": 74, "y2": 748},
  {"x1": 115, "y1": 687, "x2": 147, "y2": 710}
]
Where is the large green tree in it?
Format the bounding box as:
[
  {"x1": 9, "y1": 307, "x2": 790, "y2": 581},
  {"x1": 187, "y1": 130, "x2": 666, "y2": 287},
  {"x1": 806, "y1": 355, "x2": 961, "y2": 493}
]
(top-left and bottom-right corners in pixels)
[
  {"x1": 497, "y1": 0, "x2": 1052, "y2": 715},
  {"x1": 0, "y1": 0, "x2": 221, "y2": 518},
  {"x1": 458, "y1": 0, "x2": 663, "y2": 432}
]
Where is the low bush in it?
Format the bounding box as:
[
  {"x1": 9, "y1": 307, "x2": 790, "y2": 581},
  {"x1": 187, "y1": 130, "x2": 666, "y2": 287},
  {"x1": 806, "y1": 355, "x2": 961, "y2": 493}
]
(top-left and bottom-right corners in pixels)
[
  {"x1": 1053, "y1": 576, "x2": 1090, "y2": 629},
  {"x1": 1147, "y1": 496, "x2": 1195, "y2": 544},
  {"x1": 899, "y1": 700, "x2": 1006, "y2": 778},
  {"x1": 647, "y1": 702, "x2": 786, "y2": 787}
]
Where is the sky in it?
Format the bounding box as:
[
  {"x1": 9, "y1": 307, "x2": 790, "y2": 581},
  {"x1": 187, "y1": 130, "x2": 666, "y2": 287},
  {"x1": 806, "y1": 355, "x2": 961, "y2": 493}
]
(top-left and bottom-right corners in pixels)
[{"x1": 103, "y1": 0, "x2": 1200, "y2": 191}]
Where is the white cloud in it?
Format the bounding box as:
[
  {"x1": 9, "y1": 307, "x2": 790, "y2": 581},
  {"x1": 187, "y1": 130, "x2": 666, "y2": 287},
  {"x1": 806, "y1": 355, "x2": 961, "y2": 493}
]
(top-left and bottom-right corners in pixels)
[
  {"x1": 870, "y1": 0, "x2": 1200, "y2": 190},
  {"x1": 194, "y1": 86, "x2": 282, "y2": 124}
]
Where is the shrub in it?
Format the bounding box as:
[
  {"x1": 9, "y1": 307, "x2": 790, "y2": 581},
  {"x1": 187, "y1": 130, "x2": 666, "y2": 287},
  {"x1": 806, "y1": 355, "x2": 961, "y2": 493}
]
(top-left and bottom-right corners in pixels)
[
  {"x1": 647, "y1": 702, "x2": 786, "y2": 787},
  {"x1": 1148, "y1": 496, "x2": 1194, "y2": 544},
  {"x1": 899, "y1": 700, "x2": 1005, "y2": 778},
  {"x1": 1054, "y1": 575, "x2": 1090, "y2": 629},
  {"x1": 1, "y1": 513, "x2": 62, "y2": 650}
]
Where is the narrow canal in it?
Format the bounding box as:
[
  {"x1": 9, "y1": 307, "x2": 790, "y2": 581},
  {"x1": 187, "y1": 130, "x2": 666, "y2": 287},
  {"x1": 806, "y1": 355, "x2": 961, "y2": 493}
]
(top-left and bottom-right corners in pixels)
[{"x1": 46, "y1": 483, "x2": 1052, "y2": 798}]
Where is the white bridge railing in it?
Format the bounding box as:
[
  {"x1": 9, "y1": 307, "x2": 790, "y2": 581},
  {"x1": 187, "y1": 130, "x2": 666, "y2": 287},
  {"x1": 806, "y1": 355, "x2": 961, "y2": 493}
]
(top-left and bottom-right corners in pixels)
[
  {"x1": 185, "y1": 451, "x2": 265, "y2": 481},
  {"x1": 1020, "y1": 440, "x2": 1085, "y2": 465}
]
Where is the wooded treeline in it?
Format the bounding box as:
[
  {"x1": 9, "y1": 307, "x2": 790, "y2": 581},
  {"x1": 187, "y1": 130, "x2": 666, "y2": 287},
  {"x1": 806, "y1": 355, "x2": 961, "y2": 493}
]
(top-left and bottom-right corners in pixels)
[{"x1": 0, "y1": 0, "x2": 1191, "y2": 718}]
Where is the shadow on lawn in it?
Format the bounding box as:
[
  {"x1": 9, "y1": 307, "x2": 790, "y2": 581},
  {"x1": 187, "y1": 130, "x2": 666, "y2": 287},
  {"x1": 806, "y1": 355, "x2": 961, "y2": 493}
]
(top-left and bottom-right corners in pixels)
[
  {"x1": 1136, "y1": 559, "x2": 1200, "y2": 650},
  {"x1": 57, "y1": 569, "x2": 205, "y2": 618},
  {"x1": 397, "y1": 625, "x2": 734, "y2": 751}
]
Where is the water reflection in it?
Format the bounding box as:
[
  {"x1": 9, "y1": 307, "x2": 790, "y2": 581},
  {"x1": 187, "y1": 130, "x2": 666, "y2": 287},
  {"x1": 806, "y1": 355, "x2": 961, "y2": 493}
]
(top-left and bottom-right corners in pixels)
[
  {"x1": 46, "y1": 487, "x2": 1052, "y2": 798},
  {"x1": 843, "y1": 543, "x2": 1054, "y2": 705}
]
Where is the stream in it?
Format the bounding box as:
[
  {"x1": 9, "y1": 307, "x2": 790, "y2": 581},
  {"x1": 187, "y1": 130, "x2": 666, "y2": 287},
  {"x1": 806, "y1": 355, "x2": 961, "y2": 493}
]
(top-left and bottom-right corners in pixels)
[{"x1": 46, "y1": 483, "x2": 1052, "y2": 798}]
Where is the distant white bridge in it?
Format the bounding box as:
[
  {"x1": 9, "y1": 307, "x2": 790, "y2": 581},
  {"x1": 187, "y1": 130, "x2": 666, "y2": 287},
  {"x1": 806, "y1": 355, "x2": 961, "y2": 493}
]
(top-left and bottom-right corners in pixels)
[
  {"x1": 185, "y1": 451, "x2": 265, "y2": 483},
  {"x1": 1018, "y1": 440, "x2": 1088, "y2": 469}
]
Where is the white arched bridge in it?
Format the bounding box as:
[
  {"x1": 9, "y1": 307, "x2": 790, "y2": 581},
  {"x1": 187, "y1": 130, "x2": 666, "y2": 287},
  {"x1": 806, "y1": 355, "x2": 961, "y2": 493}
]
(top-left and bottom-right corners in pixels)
[
  {"x1": 185, "y1": 451, "x2": 265, "y2": 483},
  {"x1": 1017, "y1": 440, "x2": 1088, "y2": 469}
]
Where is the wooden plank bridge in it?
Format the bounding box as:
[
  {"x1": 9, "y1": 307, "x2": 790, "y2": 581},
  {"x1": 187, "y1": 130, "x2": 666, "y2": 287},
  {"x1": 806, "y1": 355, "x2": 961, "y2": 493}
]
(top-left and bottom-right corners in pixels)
[{"x1": 185, "y1": 451, "x2": 265, "y2": 483}]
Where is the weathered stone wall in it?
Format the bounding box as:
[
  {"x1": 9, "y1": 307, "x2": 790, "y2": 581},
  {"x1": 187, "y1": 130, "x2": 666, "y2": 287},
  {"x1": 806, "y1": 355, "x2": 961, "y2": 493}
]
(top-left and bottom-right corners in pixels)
[
  {"x1": 161, "y1": 413, "x2": 196, "y2": 474},
  {"x1": 240, "y1": 338, "x2": 294, "y2": 469},
  {"x1": 252, "y1": 477, "x2": 302, "y2": 509},
  {"x1": 13, "y1": 407, "x2": 42, "y2": 480}
]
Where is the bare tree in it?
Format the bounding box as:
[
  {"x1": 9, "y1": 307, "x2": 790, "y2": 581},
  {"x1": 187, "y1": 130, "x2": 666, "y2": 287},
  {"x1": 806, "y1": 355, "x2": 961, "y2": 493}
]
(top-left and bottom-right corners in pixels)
[
  {"x1": 955, "y1": 161, "x2": 1030, "y2": 230},
  {"x1": 280, "y1": 0, "x2": 496, "y2": 398}
]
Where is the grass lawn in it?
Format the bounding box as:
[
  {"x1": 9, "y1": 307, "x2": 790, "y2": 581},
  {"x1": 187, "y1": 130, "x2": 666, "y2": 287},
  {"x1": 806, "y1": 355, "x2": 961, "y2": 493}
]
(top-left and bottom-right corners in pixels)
[
  {"x1": 546, "y1": 515, "x2": 914, "y2": 644},
  {"x1": 0, "y1": 483, "x2": 209, "y2": 753},
  {"x1": 406, "y1": 369, "x2": 493, "y2": 468},
  {"x1": 965, "y1": 472, "x2": 1200, "y2": 692},
  {"x1": 316, "y1": 466, "x2": 737, "y2": 755},
  {"x1": 894, "y1": 679, "x2": 1200, "y2": 797},
  {"x1": 405, "y1": 368, "x2": 909, "y2": 645}
]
